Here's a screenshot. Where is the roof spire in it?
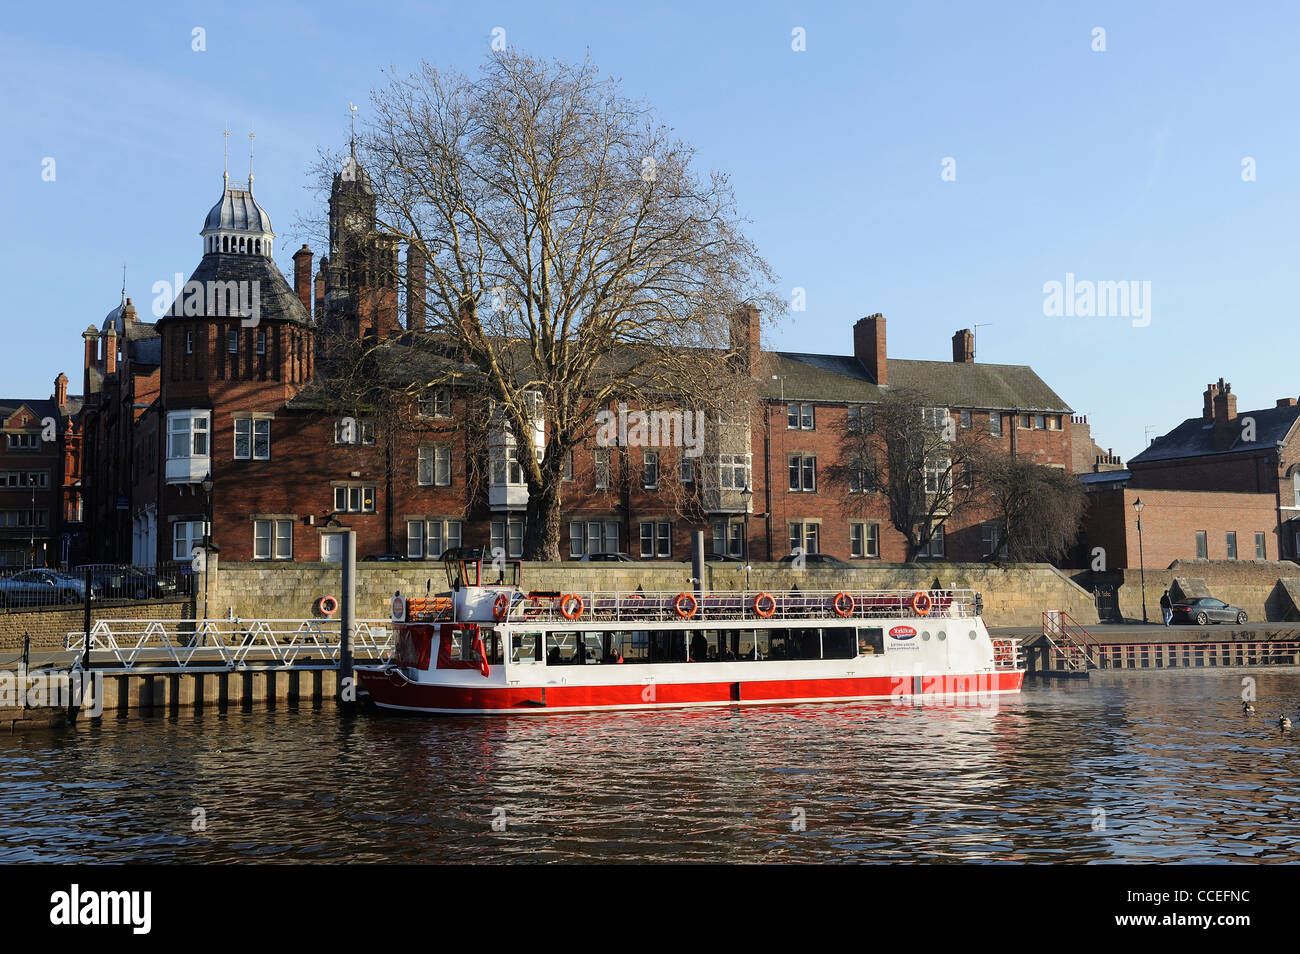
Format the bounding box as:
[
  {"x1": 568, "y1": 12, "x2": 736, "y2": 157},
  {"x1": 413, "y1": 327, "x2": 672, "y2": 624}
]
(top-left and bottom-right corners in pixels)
[
  {"x1": 349, "y1": 102, "x2": 358, "y2": 158},
  {"x1": 121, "y1": 263, "x2": 127, "y2": 305},
  {"x1": 223, "y1": 124, "x2": 229, "y2": 185},
  {"x1": 248, "y1": 124, "x2": 255, "y2": 191}
]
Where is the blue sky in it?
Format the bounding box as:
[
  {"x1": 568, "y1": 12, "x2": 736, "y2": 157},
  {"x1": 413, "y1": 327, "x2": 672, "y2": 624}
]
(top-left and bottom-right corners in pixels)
[{"x1": 2, "y1": 0, "x2": 1297, "y2": 460}]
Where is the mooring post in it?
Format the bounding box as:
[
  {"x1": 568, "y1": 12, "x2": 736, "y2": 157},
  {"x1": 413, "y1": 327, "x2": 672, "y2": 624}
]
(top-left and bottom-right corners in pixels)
[
  {"x1": 81, "y1": 565, "x2": 92, "y2": 671},
  {"x1": 338, "y1": 529, "x2": 356, "y2": 712},
  {"x1": 19, "y1": 634, "x2": 29, "y2": 711}
]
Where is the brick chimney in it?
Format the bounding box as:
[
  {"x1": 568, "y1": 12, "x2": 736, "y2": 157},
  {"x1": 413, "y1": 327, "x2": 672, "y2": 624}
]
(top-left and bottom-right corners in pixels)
[
  {"x1": 1212, "y1": 378, "x2": 1238, "y2": 450},
  {"x1": 951, "y1": 328, "x2": 974, "y2": 363},
  {"x1": 1203, "y1": 381, "x2": 1219, "y2": 423},
  {"x1": 82, "y1": 325, "x2": 98, "y2": 397},
  {"x1": 104, "y1": 325, "x2": 117, "y2": 375},
  {"x1": 854, "y1": 313, "x2": 887, "y2": 386},
  {"x1": 292, "y1": 244, "x2": 313, "y2": 318},
  {"x1": 314, "y1": 262, "x2": 327, "y2": 320},
  {"x1": 407, "y1": 245, "x2": 427, "y2": 330},
  {"x1": 54, "y1": 373, "x2": 68, "y2": 411},
  {"x1": 123, "y1": 297, "x2": 137, "y2": 322},
  {"x1": 730, "y1": 304, "x2": 761, "y2": 375},
  {"x1": 1278, "y1": 397, "x2": 1298, "y2": 407}
]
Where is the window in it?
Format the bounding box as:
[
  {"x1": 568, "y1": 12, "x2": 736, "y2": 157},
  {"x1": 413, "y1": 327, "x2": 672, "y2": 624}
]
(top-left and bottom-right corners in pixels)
[
  {"x1": 719, "y1": 454, "x2": 752, "y2": 490},
  {"x1": 919, "y1": 522, "x2": 945, "y2": 558},
  {"x1": 255, "y1": 331, "x2": 266, "y2": 355},
  {"x1": 1226, "y1": 531, "x2": 1237, "y2": 560},
  {"x1": 680, "y1": 456, "x2": 693, "y2": 484},
  {"x1": 490, "y1": 443, "x2": 525, "y2": 485},
  {"x1": 639, "y1": 521, "x2": 672, "y2": 558},
  {"x1": 233, "y1": 418, "x2": 270, "y2": 460},
  {"x1": 408, "y1": 519, "x2": 462, "y2": 559},
  {"x1": 787, "y1": 404, "x2": 814, "y2": 430},
  {"x1": 185, "y1": 331, "x2": 193, "y2": 354},
  {"x1": 5, "y1": 434, "x2": 39, "y2": 450},
  {"x1": 228, "y1": 331, "x2": 238, "y2": 354},
  {"x1": 334, "y1": 419, "x2": 376, "y2": 445},
  {"x1": 962, "y1": 461, "x2": 974, "y2": 490},
  {"x1": 642, "y1": 451, "x2": 660, "y2": 489},
  {"x1": 789, "y1": 522, "x2": 819, "y2": 555},
  {"x1": 418, "y1": 446, "x2": 452, "y2": 486},
  {"x1": 923, "y1": 407, "x2": 947, "y2": 429},
  {"x1": 167, "y1": 412, "x2": 210, "y2": 459},
  {"x1": 788, "y1": 454, "x2": 816, "y2": 492},
  {"x1": 847, "y1": 405, "x2": 871, "y2": 433},
  {"x1": 418, "y1": 388, "x2": 452, "y2": 418},
  {"x1": 1048, "y1": 415, "x2": 1061, "y2": 430},
  {"x1": 990, "y1": 413, "x2": 1002, "y2": 437},
  {"x1": 848, "y1": 459, "x2": 874, "y2": 493},
  {"x1": 1255, "y1": 532, "x2": 1267, "y2": 560},
  {"x1": 593, "y1": 448, "x2": 611, "y2": 491},
  {"x1": 960, "y1": 410, "x2": 971, "y2": 429},
  {"x1": 711, "y1": 519, "x2": 744, "y2": 558},
  {"x1": 333, "y1": 485, "x2": 376, "y2": 513},
  {"x1": 1293, "y1": 470, "x2": 1300, "y2": 508},
  {"x1": 491, "y1": 517, "x2": 524, "y2": 559},
  {"x1": 924, "y1": 459, "x2": 950, "y2": 494},
  {"x1": 570, "y1": 520, "x2": 620, "y2": 557},
  {"x1": 1196, "y1": 530, "x2": 1208, "y2": 560},
  {"x1": 850, "y1": 522, "x2": 879, "y2": 559},
  {"x1": 981, "y1": 522, "x2": 1008, "y2": 559},
  {"x1": 1034, "y1": 414, "x2": 1046, "y2": 430},
  {"x1": 172, "y1": 521, "x2": 204, "y2": 561},
  {"x1": 562, "y1": 449, "x2": 574, "y2": 481},
  {"x1": 253, "y1": 519, "x2": 293, "y2": 560},
  {"x1": 1020, "y1": 414, "x2": 1032, "y2": 429}
]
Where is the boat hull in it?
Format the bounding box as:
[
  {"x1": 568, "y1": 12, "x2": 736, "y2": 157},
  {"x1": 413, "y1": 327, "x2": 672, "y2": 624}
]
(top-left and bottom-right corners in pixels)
[{"x1": 358, "y1": 667, "x2": 1025, "y2": 715}]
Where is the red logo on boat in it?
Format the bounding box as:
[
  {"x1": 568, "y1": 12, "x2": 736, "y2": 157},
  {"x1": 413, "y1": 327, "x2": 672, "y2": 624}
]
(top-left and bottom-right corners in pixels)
[{"x1": 889, "y1": 625, "x2": 917, "y2": 640}]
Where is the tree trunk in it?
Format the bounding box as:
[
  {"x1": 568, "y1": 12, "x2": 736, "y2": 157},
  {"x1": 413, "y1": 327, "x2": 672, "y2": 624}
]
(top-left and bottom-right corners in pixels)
[{"x1": 522, "y1": 471, "x2": 563, "y2": 560}]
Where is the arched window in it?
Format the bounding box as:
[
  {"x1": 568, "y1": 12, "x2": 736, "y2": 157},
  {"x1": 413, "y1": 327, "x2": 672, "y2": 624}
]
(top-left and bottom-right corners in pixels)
[
  {"x1": 1290, "y1": 466, "x2": 1300, "y2": 508},
  {"x1": 255, "y1": 239, "x2": 261, "y2": 255},
  {"x1": 223, "y1": 235, "x2": 229, "y2": 252}
]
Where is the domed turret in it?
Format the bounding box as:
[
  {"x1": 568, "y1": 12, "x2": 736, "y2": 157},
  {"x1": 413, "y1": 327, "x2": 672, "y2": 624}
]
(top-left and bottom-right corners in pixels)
[{"x1": 200, "y1": 172, "x2": 275, "y2": 259}]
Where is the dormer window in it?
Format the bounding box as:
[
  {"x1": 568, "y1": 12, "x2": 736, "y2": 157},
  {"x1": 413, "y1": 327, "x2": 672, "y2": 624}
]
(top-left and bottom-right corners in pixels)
[{"x1": 228, "y1": 331, "x2": 238, "y2": 354}]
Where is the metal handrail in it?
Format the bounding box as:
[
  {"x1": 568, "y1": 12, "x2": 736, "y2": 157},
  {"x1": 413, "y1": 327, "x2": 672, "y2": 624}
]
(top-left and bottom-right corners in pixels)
[
  {"x1": 500, "y1": 588, "x2": 978, "y2": 625},
  {"x1": 64, "y1": 618, "x2": 394, "y2": 671}
]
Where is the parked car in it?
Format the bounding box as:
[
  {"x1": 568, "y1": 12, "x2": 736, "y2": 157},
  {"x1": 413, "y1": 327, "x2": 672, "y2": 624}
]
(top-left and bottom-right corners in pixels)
[
  {"x1": 776, "y1": 553, "x2": 855, "y2": 569},
  {"x1": 680, "y1": 553, "x2": 743, "y2": 563},
  {"x1": 0, "y1": 569, "x2": 92, "y2": 607},
  {"x1": 362, "y1": 553, "x2": 409, "y2": 562},
  {"x1": 84, "y1": 565, "x2": 176, "y2": 600},
  {"x1": 579, "y1": 553, "x2": 633, "y2": 562},
  {"x1": 1170, "y1": 597, "x2": 1247, "y2": 625}
]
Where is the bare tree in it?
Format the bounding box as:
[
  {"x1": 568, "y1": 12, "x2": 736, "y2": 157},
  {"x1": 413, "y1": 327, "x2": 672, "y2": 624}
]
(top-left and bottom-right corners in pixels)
[
  {"x1": 335, "y1": 51, "x2": 779, "y2": 558},
  {"x1": 979, "y1": 458, "x2": 1085, "y2": 564},
  {"x1": 829, "y1": 388, "x2": 989, "y2": 562}
]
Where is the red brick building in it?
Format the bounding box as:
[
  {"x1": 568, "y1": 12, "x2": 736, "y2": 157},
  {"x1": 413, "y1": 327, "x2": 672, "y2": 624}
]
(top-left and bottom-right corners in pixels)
[
  {"x1": 0, "y1": 377, "x2": 83, "y2": 568},
  {"x1": 1077, "y1": 379, "x2": 1300, "y2": 569},
  {"x1": 81, "y1": 152, "x2": 1078, "y2": 567}
]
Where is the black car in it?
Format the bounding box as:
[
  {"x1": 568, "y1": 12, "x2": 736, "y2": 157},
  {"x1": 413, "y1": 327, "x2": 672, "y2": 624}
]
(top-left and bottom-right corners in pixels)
[
  {"x1": 680, "y1": 553, "x2": 743, "y2": 564},
  {"x1": 1170, "y1": 597, "x2": 1247, "y2": 625},
  {"x1": 776, "y1": 553, "x2": 855, "y2": 569},
  {"x1": 579, "y1": 553, "x2": 633, "y2": 562},
  {"x1": 84, "y1": 566, "x2": 175, "y2": 600},
  {"x1": 362, "y1": 553, "x2": 409, "y2": 562}
]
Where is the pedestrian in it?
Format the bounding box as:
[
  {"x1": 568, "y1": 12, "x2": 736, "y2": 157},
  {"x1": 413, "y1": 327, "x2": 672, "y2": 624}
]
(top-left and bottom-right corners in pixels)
[{"x1": 1160, "y1": 590, "x2": 1172, "y2": 627}]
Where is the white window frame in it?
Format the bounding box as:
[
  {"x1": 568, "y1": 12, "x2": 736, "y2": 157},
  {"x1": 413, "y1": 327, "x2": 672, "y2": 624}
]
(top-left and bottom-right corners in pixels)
[
  {"x1": 334, "y1": 418, "x2": 376, "y2": 445},
  {"x1": 990, "y1": 412, "x2": 1003, "y2": 437},
  {"x1": 788, "y1": 454, "x2": 816, "y2": 492},
  {"x1": 593, "y1": 448, "x2": 611, "y2": 491},
  {"x1": 643, "y1": 451, "x2": 659, "y2": 489},
  {"x1": 233, "y1": 417, "x2": 270, "y2": 461},
  {"x1": 333, "y1": 484, "x2": 376, "y2": 513},
  {"x1": 172, "y1": 521, "x2": 204, "y2": 561},
  {"x1": 491, "y1": 517, "x2": 525, "y2": 559},
  {"x1": 639, "y1": 521, "x2": 672, "y2": 559}
]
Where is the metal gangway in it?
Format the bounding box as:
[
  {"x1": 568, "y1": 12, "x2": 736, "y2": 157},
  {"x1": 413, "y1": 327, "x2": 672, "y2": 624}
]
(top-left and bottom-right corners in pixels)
[{"x1": 63, "y1": 618, "x2": 395, "y2": 674}]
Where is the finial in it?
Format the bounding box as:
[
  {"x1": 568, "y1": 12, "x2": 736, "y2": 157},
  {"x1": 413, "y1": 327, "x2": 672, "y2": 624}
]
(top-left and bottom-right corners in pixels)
[
  {"x1": 223, "y1": 124, "x2": 230, "y2": 183},
  {"x1": 121, "y1": 263, "x2": 127, "y2": 305},
  {"x1": 349, "y1": 102, "x2": 358, "y2": 158},
  {"x1": 248, "y1": 124, "x2": 255, "y2": 190}
]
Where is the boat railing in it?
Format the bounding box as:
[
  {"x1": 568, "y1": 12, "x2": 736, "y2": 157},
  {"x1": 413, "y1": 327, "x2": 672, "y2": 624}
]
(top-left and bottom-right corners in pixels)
[
  {"x1": 991, "y1": 637, "x2": 1024, "y2": 671},
  {"x1": 501, "y1": 588, "x2": 979, "y2": 625}
]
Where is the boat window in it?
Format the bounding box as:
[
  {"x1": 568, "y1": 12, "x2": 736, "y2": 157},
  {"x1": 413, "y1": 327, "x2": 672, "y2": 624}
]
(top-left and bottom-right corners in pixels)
[
  {"x1": 649, "y1": 631, "x2": 688, "y2": 663},
  {"x1": 857, "y1": 628, "x2": 884, "y2": 656},
  {"x1": 735, "y1": 629, "x2": 761, "y2": 660},
  {"x1": 786, "y1": 629, "x2": 822, "y2": 659},
  {"x1": 511, "y1": 632, "x2": 542, "y2": 664},
  {"x1": 607, "y1": 631, "x2": 650, "y2": 663},
  {"x1": 546, "y1": 631, "x2": 602, "y2": 665},
  {"x1": 822, "y1": 628, "x2": 856, "y2": 659}
]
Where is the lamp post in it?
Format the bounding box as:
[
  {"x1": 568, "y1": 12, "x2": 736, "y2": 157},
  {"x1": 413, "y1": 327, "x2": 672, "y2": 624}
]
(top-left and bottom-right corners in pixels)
[
  {"x1": 1133, "y1": 496, "x2": 1147, "y2": 623},
  {"x1": 741, "y1": 484, "x2": 753, "y2": 591},
  {"x1": 201, "y1": 472, "x2": 215, "y2": 620}
]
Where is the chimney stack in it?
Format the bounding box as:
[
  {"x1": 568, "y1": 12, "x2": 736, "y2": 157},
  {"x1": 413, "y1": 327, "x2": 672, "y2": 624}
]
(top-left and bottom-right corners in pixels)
[
  {"x1": 292, "y1": 244, "x2": 313, "y2": 318},
  {"x1": 854, "y1": 314, "x2": 887, "y2": 386},
  {"x1": 54, "y1": 373, "x2": 68, "y2": 411},
  {"x1": 1278, "y1": 397, "x2": 1298, "y2": 408},
  {"x1": 104, "y1": 325, "x2": 118, "y2": 375},
  {"x1": 314, "y1": 263, "x2": 327, "y2": 321},
  {"x1": 1203, "y1": 381, "x2": 1220, "y2": 423},
  {"x1": 1212, "y1": 378, "x2": 1239, "y2": 451},
  {"x1": 951, "y1": 328, "x2": 974, "y2": 363},
  {"x1": 730, "y1": 304, "x2": 761, "y2": 376},
  {"x1": 407, "y1": 245, "x2": 427, "y2": 330},
  {"x1": 82, "y1": 325, "x2": 99, "y2": 397}
]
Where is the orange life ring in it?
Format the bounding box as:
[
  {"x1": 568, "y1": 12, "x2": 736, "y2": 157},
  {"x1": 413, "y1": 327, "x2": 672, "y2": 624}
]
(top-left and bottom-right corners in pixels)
[
  {"x1": 558, "y1": 593, "x2": 584, "y2": 620},
  {"x1": 316, "y1": 595, "x2": 339, "y2": 616},
  {"x1": 673, "y1": 593, "x2": 699, "y2": 619},
  {"x1": 753, "y1": 592, "x2": 776, "y2": 618},
  {"x1": 911, "y1": 591, "x2": 933, "y2": 617},
  {"x1": 832, "y1": 592, "x2": 855, "y2": 618},
  {"x1": 493, "y1": 593, "x2": 510, "y2": 622}
]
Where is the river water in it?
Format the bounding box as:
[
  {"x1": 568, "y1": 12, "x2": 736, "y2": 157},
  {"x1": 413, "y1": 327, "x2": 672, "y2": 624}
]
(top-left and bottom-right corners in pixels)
[{"x1": 2, "y1": 670, "x2": 1299, "y2": 863}]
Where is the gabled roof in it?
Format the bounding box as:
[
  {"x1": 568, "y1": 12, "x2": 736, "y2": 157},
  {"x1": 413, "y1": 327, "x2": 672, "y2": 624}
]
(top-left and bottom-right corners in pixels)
[
  {"x1": 761, "y1": 352, "x2": 1071, "y2": 411},
  {"x1": 1129, "y1": 404, "x2": 1300, "y2": 465}
]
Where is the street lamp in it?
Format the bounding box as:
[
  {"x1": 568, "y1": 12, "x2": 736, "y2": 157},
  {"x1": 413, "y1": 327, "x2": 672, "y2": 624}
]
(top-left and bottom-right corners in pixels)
[
  {"x1": 1133, "y1": 496, "x2": 1147, "y2": 623},
  {"x1": 201, "y1": 472, "x2": 215, "y2": 620},
  {"x1": 741, "y1": 484, "x2": 753, "y2": 591}
]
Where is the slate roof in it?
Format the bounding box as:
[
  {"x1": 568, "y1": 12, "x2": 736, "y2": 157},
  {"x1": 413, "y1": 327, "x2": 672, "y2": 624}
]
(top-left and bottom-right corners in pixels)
[
  {"x1": 203, "y1": 185, "x2": 273, "y2": 234},
  {"x1": 761, "y1": 352, "x2": 1072, "y2": 411},
  {"x1": 154, "y1": 252, "x2": 310, "y2": 327},
  {"x1": 1129, "y1": 404, "x2": 1300, "y2": 464}
]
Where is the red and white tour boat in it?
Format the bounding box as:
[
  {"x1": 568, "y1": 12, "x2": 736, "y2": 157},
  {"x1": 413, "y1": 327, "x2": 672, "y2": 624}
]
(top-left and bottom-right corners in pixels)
[{"x1": 356, "y1": 549, "x2": 1025, "y2": 715}]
